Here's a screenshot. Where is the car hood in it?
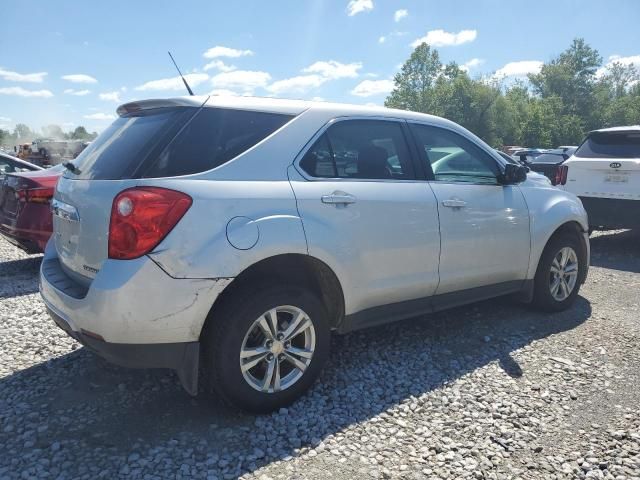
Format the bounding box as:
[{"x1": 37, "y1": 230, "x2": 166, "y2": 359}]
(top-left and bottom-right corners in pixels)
[{"x1": 522, "y1": 169, "x2": 552, "y2": 187}]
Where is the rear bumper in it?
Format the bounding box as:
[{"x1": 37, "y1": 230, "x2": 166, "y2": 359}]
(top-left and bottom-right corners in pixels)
[
  {"x1": 45, "y1": 302, "x2": 200, "y2": 394},
  {"x1": 39, "y1": 241, "x2": 233, "y2": 393},
  {"x1": 0, "y1": 204, "x2": 52, "y2": 253},
  {"x1": 579, "y1": 196, "x2": 640, "y2": 229}
]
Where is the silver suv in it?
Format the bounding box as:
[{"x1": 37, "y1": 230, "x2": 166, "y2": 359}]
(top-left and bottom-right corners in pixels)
[{"x1": 40, "y1": 96, "x2": 590, "y2": 412}]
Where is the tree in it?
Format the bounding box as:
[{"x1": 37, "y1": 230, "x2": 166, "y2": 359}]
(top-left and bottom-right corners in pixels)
[
  {"x1": 385, "y1": 43, "x2": 443, "y2": 112},
  {"x1": 70, "y1": 126, "x2": 90, "y2": 140},
  {"x1": 13, "y1": 124, "x2": 32, "y2": 141}
]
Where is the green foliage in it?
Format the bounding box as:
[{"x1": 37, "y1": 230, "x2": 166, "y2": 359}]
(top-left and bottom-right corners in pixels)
[{"x1": 385, "y1": 38, "x2": 640, "y2": 148}]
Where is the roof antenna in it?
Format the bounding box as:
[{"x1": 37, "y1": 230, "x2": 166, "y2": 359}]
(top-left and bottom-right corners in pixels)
[{"x1": 168, "y1": 51, "x2": 194, "y2": 96}]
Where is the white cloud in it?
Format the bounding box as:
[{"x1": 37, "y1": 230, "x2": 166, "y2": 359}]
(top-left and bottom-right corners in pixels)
[
  {"x1": 64, "y1": 89, "x2": 91, "y2": 96},
  {"x1": 210, "y1": 70, "x2": 271, "y2": 92},
  {"x1": 99, "y1": 91, "x2": 121, "y2": 102},
  {"x1": 494, "y1": 60, "x2": 543, "y2": 78},
  {"x1": 0, "y1": 116, "x2": 11, "y2": 122},
  {"x1": 83, "y1": 112, "x2": 116, "y2": 121},
  {"x1": 203, "y1": 60, "x2": 237, "y2": 72},
  {"x1": 351, "y1": 79, "x2": 394, "y2": 97},
  {"x1": 394, "y1": 9, "x2": 408, "y2": 22},
  {"x1": 62, "y1": 74, "x2": 98, "y2": 84},
  {"x1": 0, "y1": 68, "x2": 47, "y2": 83},
  {"x1": 302, "y1": 60, "x2": 362, "y2": 79},
  {"x1": 135, "y1": 73, "x2": 209, "y2": 91},
  {"x1": 378, "y1": 36, "x2": 386, "y2": 44},
  {"x1": 347, "y1": 0, "x2": 373, "y2": 16},
  {"x1": 411, "y1": 29, "x2": 477, "y2": 48},
  {"x1": 461, "y1": 58, "x2": 484, "y2": 72},
  {"x1": 267, "y1": 75, "x2": 327, "y2": 95},
  {"x1": 596, "y1": 54, "x2": 640, "y2": 78},
  {"x1": 311, "y1": 96, "x2": 325, "y2": 102},
  {"x1": 0, "y1": 87, "x2": 54, "y2": 98},
  {"x1": 203, "y1": 46, "x2": 254, "y2": 59}
]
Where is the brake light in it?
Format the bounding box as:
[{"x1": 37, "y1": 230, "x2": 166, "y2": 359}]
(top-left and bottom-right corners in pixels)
[
  {"x1": 553, "y1": 165, "x2": 569, "y2": 186},
  {"x1": 108, "y1": 187, "x2": 192, "y2": 260},
  {"x1": 16, "y1": 187, "x2": 55, "y2": 204}
]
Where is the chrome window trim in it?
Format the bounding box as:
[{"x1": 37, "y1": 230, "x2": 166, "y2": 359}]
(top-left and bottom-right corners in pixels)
[{"x1": 292, "y1": 116, "x2": 425, "y2": 183}]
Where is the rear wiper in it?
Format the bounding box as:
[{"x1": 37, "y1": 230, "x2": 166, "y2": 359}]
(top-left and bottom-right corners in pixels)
[{"x1": 62, "y1": 162, "x2": 80, "y2": 175}]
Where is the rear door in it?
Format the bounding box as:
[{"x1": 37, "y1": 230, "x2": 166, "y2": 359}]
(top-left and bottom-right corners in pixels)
[
  {"x1": 409, "y1": 123, "x2": 530, "y2": 295},
  {"x1": 289, "y1": 119, "x2": 441, "y2": 316},
  {"x1": 565, "y1": 131, "x2": 640, "y2": 200}
]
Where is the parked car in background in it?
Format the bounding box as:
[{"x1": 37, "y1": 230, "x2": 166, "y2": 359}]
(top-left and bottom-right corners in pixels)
[
  {"x1": 0, "y1": 164, "x2": 63, "y2": 253},
  {"x1": 525, "y1": 149, "x2": 575, "y2": 186},
  {"x1": 0, "y1": 152, "x2": 42, "y2": 179},
  {"x1": 563, "y1": 126, "x2": 640, "y2": 231},
  {"x1": 40, "y1": 97, "x2": 589, "y2": 412},
  {"x1": 511, "y1": 148, "x2": 549, "y2": 165}
]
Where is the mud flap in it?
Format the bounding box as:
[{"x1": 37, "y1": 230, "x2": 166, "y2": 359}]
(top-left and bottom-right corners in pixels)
[{"x1": 176, "y1": 342, "x2": 200, "y2": 396}]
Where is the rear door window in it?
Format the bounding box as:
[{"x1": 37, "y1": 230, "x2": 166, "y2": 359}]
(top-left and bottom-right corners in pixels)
[
  {"x1": 69, "y1": 107, "x2": 293, "y2": 179},
  {"x1": 576, "y1": 132, "x2": 640, "y2": 158},
  {"x1": 299, "y1": 120, "x2": 415, "y2": 180}
]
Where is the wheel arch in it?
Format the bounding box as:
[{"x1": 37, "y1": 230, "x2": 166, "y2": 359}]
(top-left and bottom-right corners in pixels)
[
  {"x1": 533, "y1": 220, "x2": 589, "y2": 285},
  {"x1": 200, "y1": 253, "x2": 346, "y2": 340}
]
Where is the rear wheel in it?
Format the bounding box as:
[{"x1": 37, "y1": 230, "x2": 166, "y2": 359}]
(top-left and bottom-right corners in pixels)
[
  {"x1": 201, "y1": 285, "x2": 330, "y2": 413},
  {"x1": 531, "y1": 233, "x2": 583, "y2": 311}
]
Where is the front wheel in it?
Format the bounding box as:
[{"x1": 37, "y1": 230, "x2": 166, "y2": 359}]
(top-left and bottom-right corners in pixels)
[
  {"x1": 531, "y1": 233, "x2": 584, "y2": 312},
  {"x1": 201, "y1": 285, "x2": 330, "y2": 413}
]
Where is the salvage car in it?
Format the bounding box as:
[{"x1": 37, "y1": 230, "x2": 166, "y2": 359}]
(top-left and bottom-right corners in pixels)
[
  {"x1": 0, "y1": 165, "x2": 62, "y2": 253},
  {"x1": 0, "y1": 151, "x2": 42, "y2": 179},
  {"x1": 40, "y1": 97, "x2": 590, "y2": 412},
  {"x1": 563, "y1": 126, "x2": 640, "y2": 231}
]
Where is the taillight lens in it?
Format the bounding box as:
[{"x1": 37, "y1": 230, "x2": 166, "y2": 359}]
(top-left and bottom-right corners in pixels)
[
  {"x1": 553, "y1": 165, "x2": 569, "y2": 186},
  {"x1": 16, "y1": 187, "x2": 55, "y2": 204},
  {"x1": 108, "y1": 187, "x2": 192, "y2": 260}
]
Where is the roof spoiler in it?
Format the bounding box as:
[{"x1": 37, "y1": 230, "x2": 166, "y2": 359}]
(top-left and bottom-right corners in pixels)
[{"x1": 116, "y1": 97, "x2": 209, "y2": 117}]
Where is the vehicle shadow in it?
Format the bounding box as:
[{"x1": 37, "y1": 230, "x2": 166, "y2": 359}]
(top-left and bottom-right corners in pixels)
[
  {"x1": 0, "y1": 256, "x2": 41, "y2": 298},
  {"x1": 589, "y1": 229, "x2": 640, "y2": 273},
  {"x1": 0, "y1": 295, "x2": 591, "y2": 478}
]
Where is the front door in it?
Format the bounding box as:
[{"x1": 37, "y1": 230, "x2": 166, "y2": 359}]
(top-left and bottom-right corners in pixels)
[{"x1": 410, "y1": 123, "x2": 531, "y2": 295}]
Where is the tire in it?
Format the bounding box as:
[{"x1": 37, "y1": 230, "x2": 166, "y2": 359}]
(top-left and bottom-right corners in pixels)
[
  {"x1": 531, "y1": 233, "x2": 584, "y2": 312},
  {"x1": 201, "y1": 284, "x2": 330, "y2": 413}
]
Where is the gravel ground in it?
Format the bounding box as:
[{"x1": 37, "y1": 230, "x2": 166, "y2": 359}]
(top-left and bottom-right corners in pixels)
[{"x1": 0, "y1": 231, "x2": 639, "y2": 480}]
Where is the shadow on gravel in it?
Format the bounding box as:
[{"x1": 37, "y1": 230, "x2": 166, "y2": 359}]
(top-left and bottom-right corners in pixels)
[
  {"x1": 589, "y1": 229, "x2": 640, "y2": 273},
  {"x1": 0, "y1": 256, "x2": 41, "y2": 299},
  {"x1": 0, "y1": 293, "x2": 591, "y2": 478}
]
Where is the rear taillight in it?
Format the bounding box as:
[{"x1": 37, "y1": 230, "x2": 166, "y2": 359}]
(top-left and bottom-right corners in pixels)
[
  {"x1": 108, "y1": 187, "x2": 192, "y2": 260},
  {"x1": 553, "y1": 165, "x2": 568, "y2": 186},
  {"x1": 16, "y1": 187, "x2": 55, "y2": 204}
]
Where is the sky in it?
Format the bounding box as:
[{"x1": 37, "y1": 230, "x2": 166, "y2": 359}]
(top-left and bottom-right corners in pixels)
[{"x1": 1, "y1": 0, "x2": 639, "y2": 134}]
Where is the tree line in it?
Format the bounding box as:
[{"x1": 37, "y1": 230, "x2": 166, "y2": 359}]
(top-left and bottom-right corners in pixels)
[
  {"x1": 0, "y1": 124, "x2": 98, "y2": 148},
  {"x1": 385, "y1": 38, "x2": 640, "y2": 148}
]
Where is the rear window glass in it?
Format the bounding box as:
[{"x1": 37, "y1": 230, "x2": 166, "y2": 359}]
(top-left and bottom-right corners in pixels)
[
  {"x1": 575, "y1": 133, "x2": 640, "y2": 159},
  {"x1": 144, "y1": 108, "x2": 293, "y2": 178},
  {"x1": 69, "y1": 107, "x2": 293, "y2": 180},
  {"x1": 530, "y1": 153, "x2": 566, "y2": 163}
]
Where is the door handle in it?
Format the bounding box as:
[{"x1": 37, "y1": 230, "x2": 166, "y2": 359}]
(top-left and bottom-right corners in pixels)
[
  {"x1": 321, "y1": 191, "x2": 357, "y2": 205},
  {"x1": 442, "y1": 198, "x2": 467, "y2": 208}
]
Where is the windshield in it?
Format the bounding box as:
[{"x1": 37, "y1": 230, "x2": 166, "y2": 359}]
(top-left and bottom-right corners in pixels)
[{"x1": 575, "y1": 132, "x2": 640, "y2": 158}]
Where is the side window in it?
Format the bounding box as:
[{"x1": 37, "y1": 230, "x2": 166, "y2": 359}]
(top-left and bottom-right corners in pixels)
[
  {"x1": 0, "y1": 160, "x2": 13, "y2": 174},
  {"x1": 300, "y1": 120, "x2": 415, "y2": 180},
  {"x1": 411, "y1": 124, "x2": 498, "y2": 184}
]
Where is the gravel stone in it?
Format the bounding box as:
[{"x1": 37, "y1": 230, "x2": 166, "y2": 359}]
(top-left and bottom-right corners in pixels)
[{"x1": 1, "y1": 231, "x2": 639, "y2": 479}]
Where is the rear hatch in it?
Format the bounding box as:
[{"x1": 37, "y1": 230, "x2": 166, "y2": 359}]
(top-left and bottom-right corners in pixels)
[
  {"x1": 564, "y1": 130, "x2": 640, "y2": 200},
  {"x1": 52, "y1": 97, "x2": 296, "y2": 286}
]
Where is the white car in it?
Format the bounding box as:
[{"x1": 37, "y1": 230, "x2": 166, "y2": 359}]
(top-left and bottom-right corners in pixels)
[
  {"x1": 40, "y1": 96, "x2": 590, "y2": 412},
  {"x1": 563, "y1": 126, "x2": 640, "y2": 231}
]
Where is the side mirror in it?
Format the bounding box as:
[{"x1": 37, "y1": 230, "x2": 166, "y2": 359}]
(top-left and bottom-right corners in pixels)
[{"x1": 501, "y1": 163, "x2": 528, "y2": 185}]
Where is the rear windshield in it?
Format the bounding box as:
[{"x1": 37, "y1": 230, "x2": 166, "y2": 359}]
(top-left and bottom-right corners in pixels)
[
  {"x1": 530, "y1": 153, "x2": 566, "y2": 164},
  {"x1": 69, "y1": 107, "x2": 294, "y2": 179},
  {"x1": 575, "y1": 132, "x2": 640, "y2": 159}
]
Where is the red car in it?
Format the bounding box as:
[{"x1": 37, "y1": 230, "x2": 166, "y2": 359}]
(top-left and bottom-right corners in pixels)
[{"x1": 0, "y1": 164, "x2": 62, "y2": 253}]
